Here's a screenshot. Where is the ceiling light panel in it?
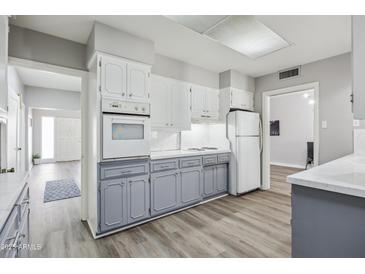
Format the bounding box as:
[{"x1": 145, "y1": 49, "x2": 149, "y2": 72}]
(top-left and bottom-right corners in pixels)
[
  {"x1": 165, "y1": 15, "x2": 227, "y2": 34},
  {"x1": 204, "y1": 16, "x2": 290, "y2": 59}
]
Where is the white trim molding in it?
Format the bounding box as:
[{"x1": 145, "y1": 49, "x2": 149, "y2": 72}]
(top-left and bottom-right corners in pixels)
[{"x1": 261, "y1": 81, "x2": 320, "y2": 190}]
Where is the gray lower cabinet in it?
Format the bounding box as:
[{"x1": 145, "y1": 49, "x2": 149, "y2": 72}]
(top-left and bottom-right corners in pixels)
[
  {"x1": 202, "y1": 164, "x2": 228, "y2": 198},
  {"x1": 216, "y1": 164, "x2": 228, "y2": 193},
  {"x1": 127, "y1": 175, "x2": 150, "y2": 224},
  {"x1": 180, "y1": 167, "x2": 202, "y2": 206},
  {"x1": 100, "y1": 179, "x2": 128, "y2": 232},
  {"x1": 150, "y1": 170, "x2": 180, "y2": 216},
  {"x1": 202, "y1": 166, "x2": 216, "y2": 198}
]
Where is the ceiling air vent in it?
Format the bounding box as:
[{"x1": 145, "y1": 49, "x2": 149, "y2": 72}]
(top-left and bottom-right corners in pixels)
[{"x1": 279, "y1": 67, "x2": 300, "y2": 80}]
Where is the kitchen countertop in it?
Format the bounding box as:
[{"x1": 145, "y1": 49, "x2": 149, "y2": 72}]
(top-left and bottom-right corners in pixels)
[
  {"x1": 287, "y1": 154, "x2": 365, "y2": 198},
  {"x1": 150, "y1": 148, "x2": 231, "y2": 160},
  {"x1": 0, "y1": 172, "x2": 28, "y2": 232}
]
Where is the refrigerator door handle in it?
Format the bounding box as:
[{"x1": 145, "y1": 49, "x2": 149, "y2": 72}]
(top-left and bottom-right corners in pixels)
[{"x1": 259, "y1": 118, "x2": 263, "y2": 153}]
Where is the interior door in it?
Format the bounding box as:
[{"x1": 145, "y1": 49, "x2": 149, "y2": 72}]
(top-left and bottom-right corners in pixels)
[
  {"x1": 7, "y1": 92, "x2": 20, "y2": 171},
  {"x1": 55, "y1": 117, "x2": 81, "y2": 162},
  {"x1": 150, "y1": 75, "x2": 171, "y2": 128},
  {"x1": 127, "y1": 63, "x2": 150, "y2": 102},
  {"x1": 191, "y1": 85, "x2": 206, "y2": 117},
  {"x1": 171, "y1": 80, "x2": 191, "y2": 130},
  {"x1": 100, "y1": 55, "x2": 127, "y2": 98},
  {"x1": 0, "y1": 16, "x2": 8, "y2": 112},
  {"x1": 236, "y1": 137, "x2": 261, "y2": 193}
]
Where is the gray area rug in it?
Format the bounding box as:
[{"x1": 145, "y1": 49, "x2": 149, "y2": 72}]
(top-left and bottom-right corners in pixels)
[{"x1": 44, "y1": 178, "x2": 81, "y2": 203}]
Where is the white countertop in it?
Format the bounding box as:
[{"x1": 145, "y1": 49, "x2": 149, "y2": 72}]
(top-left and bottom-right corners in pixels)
[
  {"x1": 0, "y1": 172, "x2": 28, "y2": 232},
  {"x1": 287, "y1": 154, "x2": 365, "y2": 198},
  {"x1": 150, "y1": 148, "x2": 231, "y2": 160}
]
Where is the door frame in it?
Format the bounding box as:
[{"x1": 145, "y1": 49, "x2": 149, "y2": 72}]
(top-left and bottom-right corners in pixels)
[
  {"x1": 261, "y1": 82, "x2": 319, "y2": 190},
  {"x1": 9, "y1": 57, "x2": 89, "y2": 221},
  {"x1": 7, "y1": 88, "x2": 20, "y2": 171}
]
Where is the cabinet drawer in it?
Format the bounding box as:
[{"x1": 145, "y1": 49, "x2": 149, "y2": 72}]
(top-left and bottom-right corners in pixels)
[
  {"x1": 100, "y1": 162, "x2": 148, "y2": 180},
  {"x1": 151, "y1": 159, "x2": 178, "y2": 173},
  {"x1": 17, "y1": 184, "x2": 29, "y2": 221},
  {"x1": 203, "y1": 155, "x2": 218, "y2": 166},
  {"x1": 217, "y1": 153, "x2": 230, "y2": 164},
  {"x1": 179, "y1": 157, "x2": 202, "y2": 168},
  {"x1": 0, "y1": 206, "x2": 19, "y2": 258}
]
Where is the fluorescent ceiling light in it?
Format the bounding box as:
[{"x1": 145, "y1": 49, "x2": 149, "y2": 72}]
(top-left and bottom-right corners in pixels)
[
  {"x1": 166, "y1": 15, "x2": 290, "y2": 59},
  {"x1": 165, "y1": 15, "x2": 227, "y2": 34}
]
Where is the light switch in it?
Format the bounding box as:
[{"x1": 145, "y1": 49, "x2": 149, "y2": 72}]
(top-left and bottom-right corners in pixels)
[
  {"x1": 353, "y1": 119, "x2": 360, "y2": 127},
  {"x1": 321, "y1": 120, "x2": 327, "y2": 129}
]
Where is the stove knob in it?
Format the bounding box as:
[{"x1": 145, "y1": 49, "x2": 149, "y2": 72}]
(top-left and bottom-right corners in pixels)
[
  {"x1": 135, "y1": 106, "x2": 139, "y2": 111},
  {"x1": 142, "y1": 107, "x2": 145, "y2": 112}
]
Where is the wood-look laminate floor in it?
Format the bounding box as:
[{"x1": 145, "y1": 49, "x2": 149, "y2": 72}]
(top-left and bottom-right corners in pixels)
[{"x1": 28, "y1": 162, "x2": 302, "y2": 258}]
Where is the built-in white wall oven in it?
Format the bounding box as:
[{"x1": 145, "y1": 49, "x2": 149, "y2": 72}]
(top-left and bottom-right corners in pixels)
[{"x1": 102, "y1": 98, "x2": 151, "y2": 160}]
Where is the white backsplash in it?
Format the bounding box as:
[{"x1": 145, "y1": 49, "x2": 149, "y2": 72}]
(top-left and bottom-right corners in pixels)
[
  {"x1": 354, "y1": 129, "x2": 365, "y2": 155},
  {"x1": 151, "y1": 130, "x2": 180, "y2": 152},
  {"x1": 181, "y1": 123, "x2": 229, "y2": 150}
]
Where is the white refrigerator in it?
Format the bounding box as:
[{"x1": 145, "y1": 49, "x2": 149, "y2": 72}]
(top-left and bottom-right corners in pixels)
[{"x1": 227, "y1": 110, "x2": 262, "y2": 195}]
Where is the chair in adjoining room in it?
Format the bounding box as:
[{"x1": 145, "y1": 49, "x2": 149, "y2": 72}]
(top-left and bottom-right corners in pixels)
[{"x1": 305, "y1": 141, "x2": 314, "y2": 170}]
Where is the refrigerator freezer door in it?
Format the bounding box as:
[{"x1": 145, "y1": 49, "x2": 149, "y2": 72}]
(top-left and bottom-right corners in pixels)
[
  {"x1": 235, "y1": 111, "x2": 260, "y2": 136},
  {"x1": 236, "y1": 136, "x2": 261, "y2": 193}
]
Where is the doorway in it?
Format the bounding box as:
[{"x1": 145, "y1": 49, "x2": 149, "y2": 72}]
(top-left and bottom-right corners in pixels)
[
  {"x1": 9, "y1": 57, "x2": 88, "y2": 220},
  {"x1": 261, "y1": 82, "x2": 319, "y2": 190}
]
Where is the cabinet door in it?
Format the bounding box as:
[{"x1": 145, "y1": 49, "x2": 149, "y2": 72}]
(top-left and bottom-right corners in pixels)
[
  {"x1": 180, "y1": 167, "x2": 202, "y2": 206},
  {"x1": 100, "y1": 179, "x2": 127, "y2": 232},
  {"x1": 202, "y1": 166, "x2": 215, "y2": 198},
  {"x1": 191, "y1": 85, "x2": 206, "y2": 118},
  {"x1": 127, "y1": 175, "x2": 150, "y2": 224},
  {"x1": 151, "y1": 75, "x2": 172, "y2": 128},
  {"x1": 151, "y1": 171, "x2": 180, "y2": 216},
  {"x1": 353, "y1": 16, "x2": 365, "y2": 119},
  {"x1": 231, "y1": 88, "x2": 254, "y2": 111},
  {"x1": 127, "y1": 63, "x2": 150, "y2": 102},
  {"x1": 216, "y1": 164, "x2": 228, "y2": 193},
  {"x1": 171, "y1": 80, "x2": 191, "y2": 130},
  {"x1": 205, "y1": 88, "x2": 219, "y2": 119},
  {"x1": 100, "y1": 55, "x2": 127, "y2": 98},
  {"x1": 0, "y1": 16, "x2": 8, "y2": 112}
]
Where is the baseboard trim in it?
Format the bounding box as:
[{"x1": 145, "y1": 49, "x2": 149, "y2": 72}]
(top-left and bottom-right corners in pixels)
[{"x1": 270, "y1": 162, "x2": 305, "y2": 169}]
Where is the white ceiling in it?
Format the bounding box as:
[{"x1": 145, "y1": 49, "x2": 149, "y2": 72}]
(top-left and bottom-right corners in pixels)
[
  {"x1": 10, "y1": 15, "x2": 351, "y2": 77},
  {"x1": 15, "y1": 66, "x2": 81, "y2": 92}
]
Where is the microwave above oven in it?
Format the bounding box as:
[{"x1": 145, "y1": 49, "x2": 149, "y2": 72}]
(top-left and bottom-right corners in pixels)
[
  {"x1": 102, "y1": 98, "x2": 150, "y2": 116},
  {"x1": 102, "y1": 113, "x2": 151, "y2": 160}
]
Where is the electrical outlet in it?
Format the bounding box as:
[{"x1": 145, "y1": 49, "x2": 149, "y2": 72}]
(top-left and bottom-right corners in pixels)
[
  {"x1": 321, "y1": 121, "x2": 327, "y2": 129},
  {"x1": 353, "y1": 120, "x2": 360, "y2": 127}
]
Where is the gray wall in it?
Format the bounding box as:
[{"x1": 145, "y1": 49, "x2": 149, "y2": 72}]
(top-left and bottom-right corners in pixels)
[
  {"x1": 24, "y1": 86, "x2": 80, "y2": 111},
  {"x1": 255, "y1": 53, "x2": 353, "y2": 164},
  {"x1": 152, "y1": 54, "x2": 219, "y2": 89},
  {"x1": 219, "y1": 69, "x2": 255, "y2": 91},
  {"x1": 87, "y1": 22, "x2": 154, "y2": 65},
  {"x1": 9, "y1": 25, "x2": 86, "y2": 70}
]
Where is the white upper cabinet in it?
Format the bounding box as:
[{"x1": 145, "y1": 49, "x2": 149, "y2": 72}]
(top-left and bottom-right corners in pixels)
[
  {"x1": 0, "y1": 16, "x2": 8, "y2": 114},
  {"x1": 99, "y1": 54, "x2": 150, "y2": 103},
  {"x1": 352, "y1": 16, "x2": 365, "y2": 119},
  {"x1": 230, "y1": 88, "x2": 254, "y2": 111},
  {"x1": 220, "y1": 87, "x2": 254, "y2": 119},
  {"x1": 191, "y1": 85, "x2": 219, "y2": 120},
  {"x1": 171, "y1": 80, "x2": 191, "y2": 130},
  {"x1": 100, "y1": 55, "x2": 127, "y2": 98},
  {"x1": 127, "y1": 62, "x2": 150, "y2": 102},
  {"x1": 151, "y1": 75, "x2": 171, "y2": 128},
  {"x1": 150, "y1": 75, "x2": 191, "y2": 131}
]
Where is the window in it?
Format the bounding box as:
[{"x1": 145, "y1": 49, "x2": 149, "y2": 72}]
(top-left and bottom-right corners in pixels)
[{"x1": 41, "y1": 117, "x2": 54, "y2": 159}]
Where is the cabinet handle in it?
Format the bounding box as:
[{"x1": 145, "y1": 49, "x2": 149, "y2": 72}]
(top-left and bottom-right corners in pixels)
[
  {"x1": 165, "y1": 123, "x2": 169, "y2": 126},
  {"x1": 170, "y1": 123, "x2": 173, "y2": 126},
  {"x1": 120, "y1": 170, "x2": 132, "y2": 174},
  {"x1": 122, "y1": 92, "x2": 125, "y2": 96},
  {"x1": 129, "y1": 93, "x2": 132, "y2": 97}
]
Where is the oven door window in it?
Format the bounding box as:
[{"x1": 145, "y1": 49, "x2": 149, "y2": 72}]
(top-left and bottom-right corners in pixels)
[{"x1": 112, "y1": 123, "x2": 144, "y2": 140}]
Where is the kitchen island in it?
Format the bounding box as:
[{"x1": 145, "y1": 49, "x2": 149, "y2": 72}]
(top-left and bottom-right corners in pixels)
[{"x1": 288, "y1": 154, "x2": 365, "y2": 258}]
